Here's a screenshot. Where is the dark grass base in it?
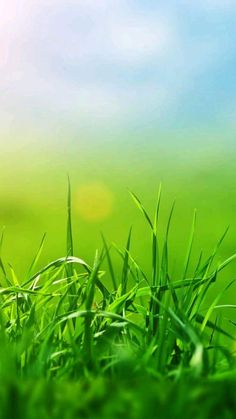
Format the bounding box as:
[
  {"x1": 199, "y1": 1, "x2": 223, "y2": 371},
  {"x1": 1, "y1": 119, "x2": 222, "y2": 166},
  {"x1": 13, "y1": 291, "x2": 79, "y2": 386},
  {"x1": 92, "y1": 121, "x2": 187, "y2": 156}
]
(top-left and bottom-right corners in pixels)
[{"x1": 1, "y1": 371, "x2": 236, "y2": 419}]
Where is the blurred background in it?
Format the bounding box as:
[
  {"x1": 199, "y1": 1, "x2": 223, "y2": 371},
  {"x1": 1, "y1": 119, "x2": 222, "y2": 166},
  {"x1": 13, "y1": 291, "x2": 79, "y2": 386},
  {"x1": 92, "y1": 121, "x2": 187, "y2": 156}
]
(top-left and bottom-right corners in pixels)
[{"x1": 0, "y1": 0, "x2": 236, "y2": 290}]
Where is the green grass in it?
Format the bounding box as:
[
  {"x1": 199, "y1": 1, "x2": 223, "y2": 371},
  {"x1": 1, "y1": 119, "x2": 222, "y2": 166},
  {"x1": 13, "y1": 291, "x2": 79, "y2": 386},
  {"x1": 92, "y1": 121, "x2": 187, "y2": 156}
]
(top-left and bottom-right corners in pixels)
[{"x1": 0, "y1": 185, "x2": 236, "y2": 418}]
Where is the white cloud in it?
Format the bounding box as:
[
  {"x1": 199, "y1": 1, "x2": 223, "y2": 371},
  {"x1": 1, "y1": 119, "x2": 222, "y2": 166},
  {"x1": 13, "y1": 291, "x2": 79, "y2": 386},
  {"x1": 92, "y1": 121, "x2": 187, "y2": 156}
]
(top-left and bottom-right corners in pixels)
[
  {"x1": 0, "y1": 0, "x2": 234, "y2": 134},
  {"x1": 37, "y1": 3, "x2": 177, "y2": 67},
  {"x1": 0, "y1": 0, "x2": 179, "y2": 126},
  {"x1": 108, "y1": 14, "x2": 176, "y2": 64},
  {"x1": 1, "y1": 1, "x2": 176, "y2": 73}
]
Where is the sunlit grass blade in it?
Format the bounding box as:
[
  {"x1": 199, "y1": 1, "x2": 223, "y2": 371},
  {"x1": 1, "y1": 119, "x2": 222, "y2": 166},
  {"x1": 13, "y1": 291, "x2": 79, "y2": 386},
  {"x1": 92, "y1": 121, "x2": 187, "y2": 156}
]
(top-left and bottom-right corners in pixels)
[
  {"x1": 160, "y1": 201, "x2": 175, "y2": 287},
  {"x1": 83, "y1": 251, "x2": 102, "y2": 368},
  {"x1": 196, "y1": 226, "x2": 230, "y2": 278},
  {"x1": 101, "y1": 233, "x2": 117, "y2": 291},
  {"x1": 0, "y1": 227, "x2": 6, "y2": 280},
  {"x1": 195, "y1": 313, "x2": 235, "y2": 341},
  {"x1": 152, "y1": 184, "x2": 162, "y2": 288},
  {"x1": 22, "y1": 256, "x2": 90, "y2": 288},
  {"x1": 66, "y1": 176, "x2": 77, "y2": 315},
  {"x1": 121, "y1": 227, "x2": 132, "y2": 295},
  {"x1": 217, "y1": 253, "x2": 236, "y2": 272},
  {"x1": 129, "y1": 190, "x2": 153, "y2": 229},
  {"x1": 199, "y1": 279, "x2": 236, "y2": 335},
  {"x1": 183, "y1": 209, "x2": 196, "y2": 280},
  {"x1": 26, "y1": 233, "x2": 46, "y2": 280},
  {"x1": 66, "y1": 176, "x2": 74, "y2": 258}
]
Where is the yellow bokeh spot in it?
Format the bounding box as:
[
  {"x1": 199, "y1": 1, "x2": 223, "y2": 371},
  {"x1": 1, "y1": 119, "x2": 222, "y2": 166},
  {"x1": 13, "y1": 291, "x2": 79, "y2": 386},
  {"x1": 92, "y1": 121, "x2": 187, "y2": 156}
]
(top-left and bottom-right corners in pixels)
[{"x1": 77, "y1": 182, "x2": 114, "y2": 222}]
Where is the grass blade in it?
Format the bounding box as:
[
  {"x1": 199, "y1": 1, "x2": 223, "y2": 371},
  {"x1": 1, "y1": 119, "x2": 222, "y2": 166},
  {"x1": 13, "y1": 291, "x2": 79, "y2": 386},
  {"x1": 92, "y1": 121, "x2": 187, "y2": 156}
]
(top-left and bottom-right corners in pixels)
[{"x1": 121, "y1": 227, "x2": 132, "y2": 295}]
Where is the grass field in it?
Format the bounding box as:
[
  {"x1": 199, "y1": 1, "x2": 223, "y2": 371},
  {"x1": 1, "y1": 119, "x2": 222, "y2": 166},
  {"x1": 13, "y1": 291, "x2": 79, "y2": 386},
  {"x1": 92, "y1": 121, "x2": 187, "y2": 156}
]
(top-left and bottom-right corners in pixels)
[{"x1": 0, "y1": 176, "x2": 236, "y2": 418}]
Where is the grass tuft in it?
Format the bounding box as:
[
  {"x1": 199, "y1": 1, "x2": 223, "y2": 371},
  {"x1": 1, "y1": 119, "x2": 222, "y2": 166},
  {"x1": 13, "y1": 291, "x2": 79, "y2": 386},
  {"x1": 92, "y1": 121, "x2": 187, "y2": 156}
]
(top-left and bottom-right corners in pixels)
[{"x1": 0, "y1": 187, "x2": 235, "y2": 418}]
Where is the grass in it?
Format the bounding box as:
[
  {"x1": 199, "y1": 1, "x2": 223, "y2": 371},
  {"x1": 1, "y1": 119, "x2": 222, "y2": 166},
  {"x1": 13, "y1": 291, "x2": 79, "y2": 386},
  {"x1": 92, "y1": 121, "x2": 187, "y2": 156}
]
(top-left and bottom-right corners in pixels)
[{"x1": 0, "y1": 184, "x2": 236, "y2": 418}]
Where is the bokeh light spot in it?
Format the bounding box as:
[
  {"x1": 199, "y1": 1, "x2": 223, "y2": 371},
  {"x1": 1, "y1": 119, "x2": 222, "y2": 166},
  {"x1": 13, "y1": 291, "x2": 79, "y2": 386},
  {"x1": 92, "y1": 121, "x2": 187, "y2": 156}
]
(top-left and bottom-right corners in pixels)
[{"x1": 77, "y1": 182, "x2": 114, "y2": 222}]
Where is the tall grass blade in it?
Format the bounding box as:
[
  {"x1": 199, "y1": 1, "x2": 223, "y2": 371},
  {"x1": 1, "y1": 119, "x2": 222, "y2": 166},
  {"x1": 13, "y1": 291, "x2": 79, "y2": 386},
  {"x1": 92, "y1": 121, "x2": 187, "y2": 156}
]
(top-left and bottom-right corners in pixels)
[
  {"x1": 183, "y1": 209, "x2": 196, "y2": 279},
  {"x1": 152, "y1": 184, "x2": 162, "y2": 287},
  {"x1": 121, "y1": 227, "x2": 132, "y2": 295},
  {"x1": 27, "y1": 233, "x2": 46, "y2": 279},
  {"x1": 101, "y1": 234, "x2": 117, "y2": 291},
  {"x1": 129, "y1": 190, "x2": 153, "y2": 229}
]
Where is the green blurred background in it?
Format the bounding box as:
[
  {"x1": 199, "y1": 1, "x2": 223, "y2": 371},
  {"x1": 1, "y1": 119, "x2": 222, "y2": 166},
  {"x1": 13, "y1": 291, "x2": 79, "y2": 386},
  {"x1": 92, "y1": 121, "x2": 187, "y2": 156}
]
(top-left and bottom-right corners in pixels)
[{"x1": 1, "y1": 130, "x2": 235, "y2": 284}]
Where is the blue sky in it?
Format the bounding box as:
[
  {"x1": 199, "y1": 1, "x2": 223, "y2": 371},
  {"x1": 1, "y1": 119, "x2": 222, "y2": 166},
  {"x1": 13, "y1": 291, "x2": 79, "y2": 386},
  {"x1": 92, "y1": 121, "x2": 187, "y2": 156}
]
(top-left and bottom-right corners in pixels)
[{"x1": 1, "y1": 0, "x2": 236, "y2": 142}]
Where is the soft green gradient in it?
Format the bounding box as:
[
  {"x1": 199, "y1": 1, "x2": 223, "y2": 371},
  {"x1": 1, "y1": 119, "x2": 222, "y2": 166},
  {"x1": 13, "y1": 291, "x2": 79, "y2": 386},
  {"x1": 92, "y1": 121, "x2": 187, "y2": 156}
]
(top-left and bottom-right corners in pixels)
[{"x1": 1, "y1": 132, "x2": 235, "y2": 296}]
